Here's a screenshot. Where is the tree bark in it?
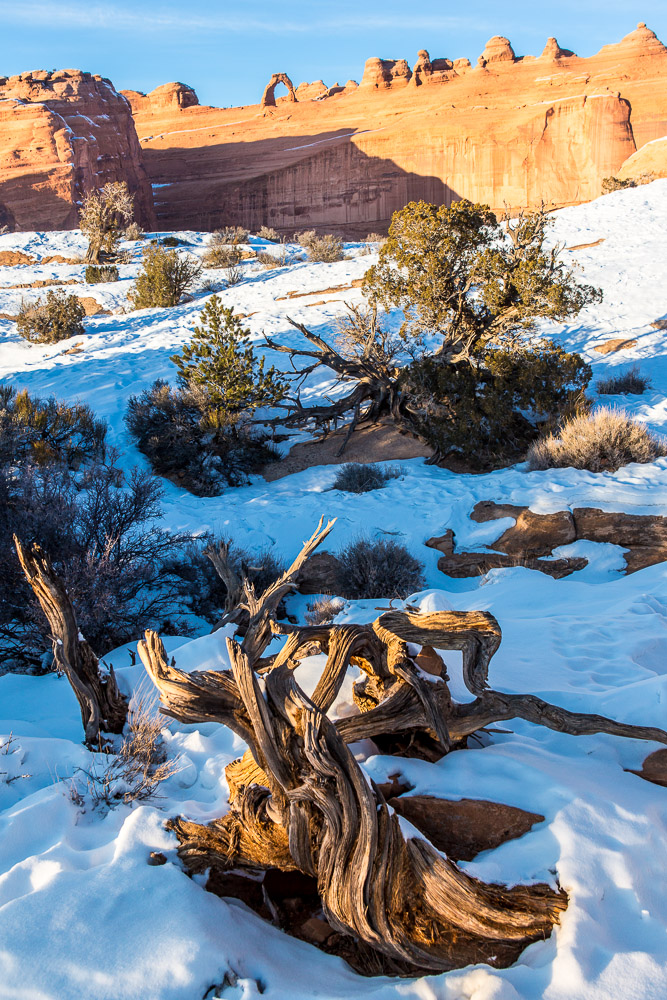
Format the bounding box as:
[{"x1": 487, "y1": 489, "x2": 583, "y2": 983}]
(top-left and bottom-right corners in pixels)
[
  {"x1": 14, "y1": 537, "x2": 127, "y2": 746},
  {"x1": 137, "y1": 523, "x2": 667, "y2": 975}
]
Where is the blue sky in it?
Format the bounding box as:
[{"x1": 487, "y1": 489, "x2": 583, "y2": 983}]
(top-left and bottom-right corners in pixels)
[{"x1": 2, "y1": 0, "x2": 666, "y2": 107}]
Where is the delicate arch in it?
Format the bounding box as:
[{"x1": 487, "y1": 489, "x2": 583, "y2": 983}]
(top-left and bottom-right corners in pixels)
[{"x1": 261, "y1": 72, "x2": 298, "y2": 108}]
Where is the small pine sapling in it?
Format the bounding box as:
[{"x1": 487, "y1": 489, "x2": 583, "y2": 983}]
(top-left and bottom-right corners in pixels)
[{"x1": 171, "y1": 297, "x2": 287, "y2": 423}]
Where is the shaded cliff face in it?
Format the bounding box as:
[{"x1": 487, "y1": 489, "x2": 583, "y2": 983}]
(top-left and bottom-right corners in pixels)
[
  {"x1": 130, "y1": 23, "x2": 667, "y2": 234},
  {"x1": 0, "y1": 69, "x2": 155, "y2": 232}
]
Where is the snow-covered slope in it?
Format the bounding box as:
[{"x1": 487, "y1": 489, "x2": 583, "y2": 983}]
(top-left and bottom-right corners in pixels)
[{"x1": 1, "y1": 183, "x2": 667, "y2": 1000}]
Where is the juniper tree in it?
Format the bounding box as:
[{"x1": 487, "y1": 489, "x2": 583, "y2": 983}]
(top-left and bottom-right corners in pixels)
[
  {"x1": 361, "y1": 200, "x2": 602, "y2": 361},
  {"x1": 171, "y1": 297, "x2": 286, "y2": 422},
  {"x1": 263, "y1": 200, "x2": 599, "y2": 464},
  {"x1": 79, "y1": 181, "x2": 135, "y2": 264},
  {"x1": 129, "y1": 243, "x2": 202, "y2": 309}
]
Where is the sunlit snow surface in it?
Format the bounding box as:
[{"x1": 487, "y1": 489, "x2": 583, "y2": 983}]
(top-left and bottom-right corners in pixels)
[{"x1": 1, "y1": 184, "x2": 667, "y2": 1000}]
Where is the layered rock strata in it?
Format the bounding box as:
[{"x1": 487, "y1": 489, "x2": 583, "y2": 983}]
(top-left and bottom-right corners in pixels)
[
  {"x1": 128, "y1": 23, "x2": 667, "y2": 234},
  {"x1": 0, "y1": 69, "x2": 154, "y2": 231}
]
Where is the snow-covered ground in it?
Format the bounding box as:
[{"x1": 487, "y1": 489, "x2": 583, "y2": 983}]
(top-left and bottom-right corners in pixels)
[{"x1": 1, "y1": 183, "x2": 667, "y2": 999}]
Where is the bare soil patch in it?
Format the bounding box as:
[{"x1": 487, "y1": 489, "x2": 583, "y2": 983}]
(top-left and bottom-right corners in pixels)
[
  {"x1": 593, "y1": 337, "x2": 638, "y2": 354},
  {"x1": 262, "y1": 420, "x2": 432, "y2": 481}
]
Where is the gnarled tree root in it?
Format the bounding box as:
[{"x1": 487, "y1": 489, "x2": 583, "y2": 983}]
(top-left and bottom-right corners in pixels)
[
  {"x1": 15, "y1": 537, "x2": 127, "y2": 746},
  {"x1": 138, "y1": 524, "x2": 667, "y2": 976}
]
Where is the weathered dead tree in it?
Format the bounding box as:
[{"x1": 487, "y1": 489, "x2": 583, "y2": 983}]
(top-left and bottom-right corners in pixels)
[
  {"x1": 263, "y1": 314, "x2": 418, "y2": 456},
  {"x1": 138, "y1": 520, "x2": 667, "y2": 976},
  {"x1": 14, "y1": 537, "x2": 127, "y2": 746}
]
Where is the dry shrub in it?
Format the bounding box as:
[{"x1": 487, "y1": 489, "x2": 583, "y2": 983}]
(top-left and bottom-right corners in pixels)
[
  {"x1": 365, "y1": 232, "x2": 386, "y2": 244},
  {"x1": 214, "y1": 226, "x2": 249, "y2": 245},
  {"x1": 305, "y1": 596, "x2": 345, "y2": 625},
  {"x1": 297, "y1": 230, "x2": 344, "y2": 263},
  {"x1": 257, "y1": 225, "x2": 280, "y2": 242},
  {"x1": 123, "y1": 221, "x2": 144, "y2": 241},
  {"x1": 332, "y1": 462, "x2": 400, "y2": 493},
  {"x1": 126, "y1": 380, "x2": 280, "y2": 495},
  {"x1": 69, "y1": 688, "x2": 179, "y2": 809},
  {"x1": 601, "y1": 172, "x2": 654, "y2": 194},
  {"x1": 164, "y1": 537, "x2": 287, "y2": 626},
  {"x1": 85, "y1": 264, "x2": 119, "y2": 284},
  {"x1": 225, "y1": 264, "x2": 243, "y2": 286},
  {"x1": 256, "y1": 245, "x2": 289, "y2": 269},
  {"x1": 16, "y1": 290, "x2": 85, "y2": 344},
  {"x1": 526, "y1": 407, "x2": 667, "y2": 472},
  {"x1": 597, "y1": 366, "x2": 650, "y2": 395},
  {"x1": 0, "y1": 732, "x2": 30, "y2": 784},
  {"x1": 202, "y1": 236, "x2": 243, "y2": 269},
  {"x1": 337, "y1": 536, "x2": 425, "y2": 599}
]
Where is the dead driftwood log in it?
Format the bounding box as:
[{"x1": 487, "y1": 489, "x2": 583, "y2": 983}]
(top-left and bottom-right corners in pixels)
[
  {"x1": 138, "y1": 518, "x2": 667, "y2": 976},
  {"x1": 14, "y1": 537, "x2": 127, "y2": 746}
]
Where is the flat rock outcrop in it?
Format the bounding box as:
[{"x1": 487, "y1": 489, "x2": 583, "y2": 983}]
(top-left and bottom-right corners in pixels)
[
  {"x1": 428, "y1": 501, "x2": 667, "y2": 579},
  {"x1": 0, "y1": 69, "x2": 155, "y2": 232},
  {"x1": 127, "y1": 23, "x2": 667, "y2": 234},
  {"x1": 619, "y1": 136, "x2": 667, "y2": 181}
]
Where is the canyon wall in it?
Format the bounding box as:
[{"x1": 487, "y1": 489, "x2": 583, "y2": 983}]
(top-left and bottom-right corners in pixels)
[
  {"x1": 2, "y1": 23, "x2": 667, "y2": 234},
  {"x1": 0, "y1": 69, "x2": 155, "y2": 231},
  {"x1": 126, "y1": 22, "x2": 667, "y2": 235}
]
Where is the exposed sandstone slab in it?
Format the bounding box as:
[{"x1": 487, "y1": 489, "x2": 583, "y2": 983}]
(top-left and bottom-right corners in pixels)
[
  {"x1": 429, "y1": 501, "x2": 667, "y2": 579},
  {"x1": 388, "y1": 795, "x2": 545, "y2": 862},
  {"x1": 593, "y1": 338, "x2": 639, "y2": 353}
]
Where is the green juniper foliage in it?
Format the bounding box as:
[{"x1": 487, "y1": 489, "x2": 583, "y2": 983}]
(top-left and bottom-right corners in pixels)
[
  {"x1": 129, "y1": 243, "x2": 202, "y2": 309},
  {"x1": 172, "y1": 297, "x2": 286, "y2": 417},
  {"x1": 402, "y1": 341, "x2": 591, "y2": 467},
  {"x1": 16, "y1": 290, "x2": 85, "y2": 344},
  {"x1": 0, "y1": 386, "x2": 106, "y2": 468},
  {"x1": 362, "y1": 200, "x2": 602, "y2": 361}
]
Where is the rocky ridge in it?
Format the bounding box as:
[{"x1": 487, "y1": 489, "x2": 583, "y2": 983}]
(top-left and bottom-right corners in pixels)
[
  {"x1": 0, "y1": 69, "x2": 155, "y2": 231},
  {"x1": 2, "y1": 24, "x2": 667, "y2": 234},
  {"x1": 126, "y1": 23, "x2": 667, "y2": 234}
]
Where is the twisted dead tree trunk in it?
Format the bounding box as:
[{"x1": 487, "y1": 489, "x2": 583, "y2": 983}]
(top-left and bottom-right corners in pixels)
[
  {"x1": 14, "y1": 537, "x2": 127, "y2": 747},
  {"x1": 263, "y1": 316, "x2": 417, "y2": 456},
  {"x1": 139, "y1": 520, "x2": 667, "y2": 976}
]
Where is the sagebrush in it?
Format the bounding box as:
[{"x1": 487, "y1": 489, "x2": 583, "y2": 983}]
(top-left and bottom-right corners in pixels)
[
  {"x1": 336, "y1": 537, "x2": 425, "y2": 599},
  {"x1": 16, "y1": 291, "x2": 85, "y2": 344},
  {"x1": 297, "y1": 230, "x2": 345, "y2": 262},
  {"x1": 305, "y1": 596, "x2": 345, "y2": 625},
  {"x1": 332, "y1": 462, "x2": 400, "y2": 493},
  {"x1": 526, "y1": 407, "x2": 667, "y2": 472},
  {"x1": 202, "y1": 232, "x2": 243, "y2": 269},
  {"x1": 257, "y1": 225, "x2": 280, "y2": 242},
  {"x1": 597, "y1": 366, "x2": 650, "y2": 395}
]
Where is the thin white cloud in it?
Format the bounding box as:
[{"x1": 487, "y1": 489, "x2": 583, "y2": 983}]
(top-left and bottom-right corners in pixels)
[{"x1": 2, "y1": 1, "x2": 489, "y2": 35}]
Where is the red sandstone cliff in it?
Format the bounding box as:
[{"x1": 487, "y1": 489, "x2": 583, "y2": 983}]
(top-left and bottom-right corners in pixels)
[
  {"x1": 127, "y1": 23, "x2": 667, "y2": 235},
  {"x1": 2, "y1": 24, "x2": 667, "y2": 236},
  {"x1": 0, "y1": 69, "x2": 155, "y2": 231}
]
